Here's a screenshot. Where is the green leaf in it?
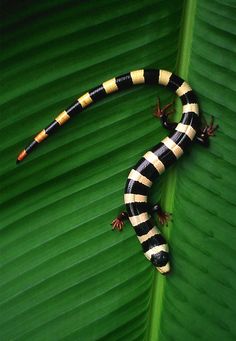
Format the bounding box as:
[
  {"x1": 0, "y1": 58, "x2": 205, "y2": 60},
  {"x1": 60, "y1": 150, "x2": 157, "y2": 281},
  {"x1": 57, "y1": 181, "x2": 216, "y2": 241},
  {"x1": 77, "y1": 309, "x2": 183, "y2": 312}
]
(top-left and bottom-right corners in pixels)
[{"x1": 1, "y1": 1, "x2": 235, "y2": 340}]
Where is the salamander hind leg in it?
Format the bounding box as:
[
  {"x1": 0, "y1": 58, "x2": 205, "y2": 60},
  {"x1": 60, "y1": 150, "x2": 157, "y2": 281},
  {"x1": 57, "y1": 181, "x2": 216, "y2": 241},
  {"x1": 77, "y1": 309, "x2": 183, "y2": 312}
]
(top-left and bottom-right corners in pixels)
[
  {"x1": 196, "y1": 115, "x2": 219, "y2": 146},
  {"x1": 154, "y1": 98, "x2": 177, "y2": 132}
]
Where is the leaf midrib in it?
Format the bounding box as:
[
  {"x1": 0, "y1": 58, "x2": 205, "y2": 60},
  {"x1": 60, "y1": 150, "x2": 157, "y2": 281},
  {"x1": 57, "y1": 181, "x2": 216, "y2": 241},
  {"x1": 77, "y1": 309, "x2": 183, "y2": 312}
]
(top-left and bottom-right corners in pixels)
[{"x1": 145, "y1": 1, "x2": 197, "y2": 340}]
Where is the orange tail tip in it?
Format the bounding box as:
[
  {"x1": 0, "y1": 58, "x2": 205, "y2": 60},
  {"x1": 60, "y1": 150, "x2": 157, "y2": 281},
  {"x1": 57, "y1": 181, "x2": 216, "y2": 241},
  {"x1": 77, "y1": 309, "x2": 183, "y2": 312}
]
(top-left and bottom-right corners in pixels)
[{"x1": 16, "y1": 150, "x2": 27, "y2": 164}]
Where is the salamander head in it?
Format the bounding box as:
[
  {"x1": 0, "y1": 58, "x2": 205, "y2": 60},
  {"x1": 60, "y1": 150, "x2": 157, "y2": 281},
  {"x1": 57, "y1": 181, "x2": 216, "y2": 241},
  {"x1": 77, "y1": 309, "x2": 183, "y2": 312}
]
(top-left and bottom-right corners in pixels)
[{"x1": 151, "y1": 251, "x2": 170, "y2": 275}]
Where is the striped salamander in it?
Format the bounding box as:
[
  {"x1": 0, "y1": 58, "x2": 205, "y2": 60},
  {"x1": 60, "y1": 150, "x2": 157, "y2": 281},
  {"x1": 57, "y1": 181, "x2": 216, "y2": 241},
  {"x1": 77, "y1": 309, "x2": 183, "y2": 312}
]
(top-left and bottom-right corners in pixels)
[{"x1": 17, "y1": 69, "x2": 218, "y2": 274}]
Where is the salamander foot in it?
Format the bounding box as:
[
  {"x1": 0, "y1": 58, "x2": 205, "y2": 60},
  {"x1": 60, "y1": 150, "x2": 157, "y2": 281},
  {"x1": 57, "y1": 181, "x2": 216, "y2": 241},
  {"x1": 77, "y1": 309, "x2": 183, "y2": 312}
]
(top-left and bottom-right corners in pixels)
[
  {"x1": 111, "y1": 211, "x2": 128, "y2": 231},
  {"x1": 154, "y1": 98, "x2": 175, "y2": 118},
  {"x1": 152, "y1": 203, "x2": 172, "y2": 226},
  {"x1": 197, "y1": 115, "x2": 219, "y2": 146},
  {"x1": 154, "y1": 98, "x2": 177, "y2": 132}
]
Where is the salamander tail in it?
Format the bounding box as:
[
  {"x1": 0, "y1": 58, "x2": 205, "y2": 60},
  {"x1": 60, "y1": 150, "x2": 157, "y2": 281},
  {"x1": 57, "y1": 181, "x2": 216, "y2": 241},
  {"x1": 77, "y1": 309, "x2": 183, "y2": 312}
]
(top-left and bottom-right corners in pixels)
[{"x1": 16, "y1": 150, "x2": 27, "y2": 164}]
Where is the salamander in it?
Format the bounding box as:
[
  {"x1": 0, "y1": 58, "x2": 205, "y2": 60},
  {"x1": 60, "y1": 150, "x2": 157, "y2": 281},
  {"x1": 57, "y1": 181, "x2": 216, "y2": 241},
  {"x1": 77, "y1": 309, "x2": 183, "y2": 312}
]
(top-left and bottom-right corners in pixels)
[{"x1": 16, "y1": 69, "x2": 218, "y2": 274}]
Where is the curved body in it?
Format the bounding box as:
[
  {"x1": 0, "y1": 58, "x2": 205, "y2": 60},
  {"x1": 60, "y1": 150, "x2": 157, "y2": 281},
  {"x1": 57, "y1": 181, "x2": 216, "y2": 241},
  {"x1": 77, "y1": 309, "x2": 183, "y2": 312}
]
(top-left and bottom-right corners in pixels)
[{"x1": 17, "y1": 69, "x2": 200, "y2": 274}]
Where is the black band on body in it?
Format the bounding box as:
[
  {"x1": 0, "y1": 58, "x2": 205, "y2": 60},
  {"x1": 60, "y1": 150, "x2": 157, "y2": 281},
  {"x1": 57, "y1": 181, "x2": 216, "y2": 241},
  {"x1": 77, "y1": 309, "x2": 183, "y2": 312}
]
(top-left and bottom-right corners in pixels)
[
  {"x1": 151, "y1": 142, "x2": 177, "y2": 168},
  {"x1": 125, "y1": 179, "x2": 149, "y2": 196},
  {"x1": 25, "y1": 140, "x2": 38, "y2": 154},
  {"x1": 170, "y1": 131, "x2": 192, "y2": 151},
  {"x1": 180, "y1": 90, "x2": 197, "y2": 105},
  {"x1": 126, "y1": 202, "x2": 149, "y2": 217},
  {"x1": 89, "y1": 85, "x2": 107, "y2": 101},
  {"x1": 115, "y1": 73, "x2": 133, "y2": 90},
  {"x1": 144, "y1": 69, "x2": 159, "y2": 84},
  {"x1": 131, "y1": 218, "x2": 154, "y2": 236},
  {"x1": 167, "y1": 74, "x2": 184, "y2": 92},
  {"x1": 142, "y1": 234, "x2": 166, "y2": 253},
  {"x1": 134, "y1": 158, "x2": 160, "y2": 182},
  {"x1": 181, "y1": 112, "x2": 200, "y2": 131},
  {"x1": 45, "y1": 120, "x2": 60, "y2": 135},
  {"x1": 66, "y1": 101, "x2": 83, "y2": 117}
]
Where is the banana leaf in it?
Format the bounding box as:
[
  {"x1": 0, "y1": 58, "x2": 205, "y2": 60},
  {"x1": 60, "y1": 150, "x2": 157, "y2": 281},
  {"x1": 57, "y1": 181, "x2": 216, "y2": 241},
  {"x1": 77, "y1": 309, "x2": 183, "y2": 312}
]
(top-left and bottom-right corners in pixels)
[{"x1": 0, "y1": 0, "x2": 235, "y2": 340}]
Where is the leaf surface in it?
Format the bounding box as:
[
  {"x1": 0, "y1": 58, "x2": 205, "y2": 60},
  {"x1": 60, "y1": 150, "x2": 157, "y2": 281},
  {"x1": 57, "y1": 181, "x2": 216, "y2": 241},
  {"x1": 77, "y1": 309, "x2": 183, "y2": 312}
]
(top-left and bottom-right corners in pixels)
[{"x1": 0, "y1": 1, "x2": 235, "y2": 340}]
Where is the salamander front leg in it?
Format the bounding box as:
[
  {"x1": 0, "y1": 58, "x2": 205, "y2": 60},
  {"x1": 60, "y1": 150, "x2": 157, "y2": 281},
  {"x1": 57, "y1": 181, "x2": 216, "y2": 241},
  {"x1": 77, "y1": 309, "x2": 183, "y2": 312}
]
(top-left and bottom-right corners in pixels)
[
  {"x1": 111, "y1": 203, "x2": 171, "y2": 231},
  {"x1": 196, "y1": 115, "x2": 219, "y2": 147},
  {"x1": 151, "y1": 203, "x2": 172, "y2": 226},
  {"x1": 154, "y1": 98, "x2": 177, "y2": 132},
  {"x1": 111, "y1": 211, "x2": 129, "y2": 231}
]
